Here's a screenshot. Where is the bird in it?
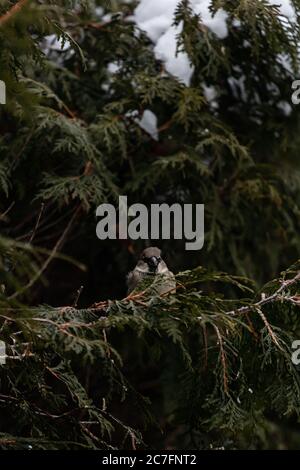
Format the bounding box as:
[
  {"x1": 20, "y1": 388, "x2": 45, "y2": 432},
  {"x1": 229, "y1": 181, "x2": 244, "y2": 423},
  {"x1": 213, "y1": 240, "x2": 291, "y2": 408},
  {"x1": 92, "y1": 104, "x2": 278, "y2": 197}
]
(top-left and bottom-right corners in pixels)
[{"x1": 126, "y1": 247, "x2": 176, "y2": 295}]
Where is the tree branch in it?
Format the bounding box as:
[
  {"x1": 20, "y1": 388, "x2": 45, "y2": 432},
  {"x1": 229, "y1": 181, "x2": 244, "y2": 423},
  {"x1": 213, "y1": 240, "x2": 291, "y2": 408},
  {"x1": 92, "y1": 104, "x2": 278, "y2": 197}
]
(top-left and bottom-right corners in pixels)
[
  {"x1": 9, "y1": 205, "x2": 82, "y2": 300},
  {"x1": 226, "y1": 272, "x2": 300, "y2": 317},
  {"x1": 0, "y1": 0, "x2": 29, "y2": 27}
]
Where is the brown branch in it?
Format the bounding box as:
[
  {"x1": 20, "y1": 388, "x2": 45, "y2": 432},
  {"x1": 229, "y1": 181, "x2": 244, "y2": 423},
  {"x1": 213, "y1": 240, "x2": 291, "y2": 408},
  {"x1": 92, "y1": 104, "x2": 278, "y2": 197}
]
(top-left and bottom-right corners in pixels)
[
  {"x1": 91, "y1": 289, "x2": 148, "y2": 309},
  {"x1": 226, "y1": 271, "x2": 300, "y2": 317},
  {"x1": 0, "y1": 439, "x2": 16, "y2": 445},
  {"x1": 256, "y1": 307, "x2": 284, "y2": 351},
  {"x1": 130, "y1": 432, "x2": 136, "y2": 451},
  {"x1": 85, "y1": 21, "x2": 106, "y2": 30},
  {"x1": 0, "y1": 0, "x2": 29, "y2": 27}
]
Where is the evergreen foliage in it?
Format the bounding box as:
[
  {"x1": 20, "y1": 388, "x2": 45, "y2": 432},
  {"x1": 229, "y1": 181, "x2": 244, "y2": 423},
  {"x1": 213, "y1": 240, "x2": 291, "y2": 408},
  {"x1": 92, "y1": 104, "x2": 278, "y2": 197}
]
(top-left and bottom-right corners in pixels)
[{"x1": 0, "y1": 0, "x2": 300, "y2": 449}]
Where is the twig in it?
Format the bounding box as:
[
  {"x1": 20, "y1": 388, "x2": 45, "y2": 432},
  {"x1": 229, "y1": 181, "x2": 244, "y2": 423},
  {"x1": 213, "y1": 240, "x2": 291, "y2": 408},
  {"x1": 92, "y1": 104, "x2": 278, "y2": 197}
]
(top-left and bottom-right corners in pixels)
[
  {"x1": 91, "y1": 289, "x2": 148, "y2": 309},
  {"x1": 245, "y1": 312, "x2": 259, "y2": 341},
  {"x1": 0, "y1": 439, "x2": 16, "y2": 445},
  {"x1": 73, "y1": 285, "x2": 84, "y2": 307},
  {"x1": 201, "y1": 322, "x2": 208, "y2": 370},
  {"x1": 9, "y1": 205, "x2": 82, "y2": 299},
  {"x1": 0, "y1": 201, "x2": 15, "y2": 221},
  {"x1": 130, "y1": 432, "x2": 136, "y2": 451},
  {"x1": 256, "y1": 307, "x2": 284, "y2": 351},
  {"x1": 28, "y1": 203, "x2": 45, "y2": 244},
  {"x1": 214, "y1": 325, "x2": 229, "y2": 395},
  {"x1": 0, "y1": 0, "x2": 29, "y2": 27},
  {"x1": 226, "y1": 272, "x2": 300, "y2": 317}
]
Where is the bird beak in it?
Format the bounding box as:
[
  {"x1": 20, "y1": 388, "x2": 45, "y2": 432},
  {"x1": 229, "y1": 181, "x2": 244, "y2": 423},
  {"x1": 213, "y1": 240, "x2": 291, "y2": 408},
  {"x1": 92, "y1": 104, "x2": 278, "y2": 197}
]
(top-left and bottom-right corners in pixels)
[{"x1": 148, "y1": 256, "x2": 160, "y2": 272}]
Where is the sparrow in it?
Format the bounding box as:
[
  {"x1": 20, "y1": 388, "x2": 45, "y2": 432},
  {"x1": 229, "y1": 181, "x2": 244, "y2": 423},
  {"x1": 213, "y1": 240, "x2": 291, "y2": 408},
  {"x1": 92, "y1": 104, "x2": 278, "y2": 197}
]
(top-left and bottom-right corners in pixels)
[{"x1": 126, "y1": 247, "x2": 176, "y2": 295}]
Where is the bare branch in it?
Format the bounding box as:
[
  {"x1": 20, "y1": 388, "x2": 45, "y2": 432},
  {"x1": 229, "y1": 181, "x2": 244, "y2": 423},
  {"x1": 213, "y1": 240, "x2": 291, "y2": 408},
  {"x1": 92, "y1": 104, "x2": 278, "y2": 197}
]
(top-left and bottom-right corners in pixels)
[{"x1": 0, "y1": 0, "x2": 29, "y2": 27}]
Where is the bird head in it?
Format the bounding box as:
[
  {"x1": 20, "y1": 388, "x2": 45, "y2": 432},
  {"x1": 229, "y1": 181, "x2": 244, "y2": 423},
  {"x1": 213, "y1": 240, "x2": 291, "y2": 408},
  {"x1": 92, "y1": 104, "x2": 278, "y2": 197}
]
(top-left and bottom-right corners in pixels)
[{"x1": 140, "y1": 247, "x2": 162, "y2": 273}]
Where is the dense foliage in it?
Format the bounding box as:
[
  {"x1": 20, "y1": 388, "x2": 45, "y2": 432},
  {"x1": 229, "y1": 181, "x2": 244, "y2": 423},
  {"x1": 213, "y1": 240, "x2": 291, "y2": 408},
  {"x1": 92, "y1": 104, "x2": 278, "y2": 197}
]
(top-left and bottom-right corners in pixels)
[{"x1": 0, "y1": 0, "x2": 300, "y2": 449}]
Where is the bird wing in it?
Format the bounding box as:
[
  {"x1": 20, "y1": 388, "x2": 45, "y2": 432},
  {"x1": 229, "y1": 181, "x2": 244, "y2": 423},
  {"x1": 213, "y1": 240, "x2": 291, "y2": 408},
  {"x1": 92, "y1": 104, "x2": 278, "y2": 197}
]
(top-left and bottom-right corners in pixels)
[
  {"x1": 126, "y1": 269, "x2": 143, "y2": 294},
  {"x1": 158, "y1": 270, "x2": 176, "y2": 295}
]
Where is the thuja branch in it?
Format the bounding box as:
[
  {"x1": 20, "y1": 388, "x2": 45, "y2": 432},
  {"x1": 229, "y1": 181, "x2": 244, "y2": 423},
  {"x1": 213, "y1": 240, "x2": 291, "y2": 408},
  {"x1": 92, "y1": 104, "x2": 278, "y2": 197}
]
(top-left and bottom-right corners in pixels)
[{"x1": 226, "y1": 271, "x2": 300, "y2": 317}]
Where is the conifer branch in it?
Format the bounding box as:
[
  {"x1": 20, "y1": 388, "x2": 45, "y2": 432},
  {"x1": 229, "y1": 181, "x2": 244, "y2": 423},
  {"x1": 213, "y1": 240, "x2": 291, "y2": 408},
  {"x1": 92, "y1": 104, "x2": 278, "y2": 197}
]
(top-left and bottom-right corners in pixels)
[
  {"x1": 226, "y1": 272, "x2": 300, "y2": 317},
  {"x1": 0, "y1": 0, "x2": 29, "y2": 27}
]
